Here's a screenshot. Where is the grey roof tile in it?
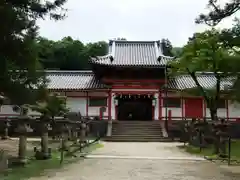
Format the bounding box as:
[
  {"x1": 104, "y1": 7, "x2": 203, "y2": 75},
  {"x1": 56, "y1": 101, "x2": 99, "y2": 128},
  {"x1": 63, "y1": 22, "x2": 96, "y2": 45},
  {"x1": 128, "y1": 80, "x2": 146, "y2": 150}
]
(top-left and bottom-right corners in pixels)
[
  {"x1": 46, "y1": 71, "x2": 107, "y2": 90},
  {"x1": 45, "y1": 71, "x2": 234, "y2": 92},
  {"x1": 168, "y1": 73, "x2": 235, "y2": 91},
  {"x1": 90, "y1": 40, "x2": 174, "y2": 67}
]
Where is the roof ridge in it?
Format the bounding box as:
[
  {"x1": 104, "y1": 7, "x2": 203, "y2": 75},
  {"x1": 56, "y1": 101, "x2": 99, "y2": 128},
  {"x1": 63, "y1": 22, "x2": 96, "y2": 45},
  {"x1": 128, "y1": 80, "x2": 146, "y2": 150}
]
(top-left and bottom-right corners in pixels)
[{"x1": 110, "y1": 40, "x2": 160, "y2": 44}]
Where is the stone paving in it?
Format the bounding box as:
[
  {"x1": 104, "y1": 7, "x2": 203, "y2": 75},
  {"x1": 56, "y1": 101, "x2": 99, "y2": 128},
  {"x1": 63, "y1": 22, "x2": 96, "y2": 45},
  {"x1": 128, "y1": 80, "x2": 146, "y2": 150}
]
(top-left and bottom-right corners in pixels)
[{"x1": 29, "y1": 142, "x2": 240, "y2": 180}]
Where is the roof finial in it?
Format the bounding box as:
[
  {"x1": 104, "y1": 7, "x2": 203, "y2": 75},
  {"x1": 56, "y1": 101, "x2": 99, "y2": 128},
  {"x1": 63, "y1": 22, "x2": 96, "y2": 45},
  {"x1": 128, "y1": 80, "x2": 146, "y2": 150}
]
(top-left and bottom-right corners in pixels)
[{"x1": 154, "y1": 41, "x2": 160, "y2": 59}]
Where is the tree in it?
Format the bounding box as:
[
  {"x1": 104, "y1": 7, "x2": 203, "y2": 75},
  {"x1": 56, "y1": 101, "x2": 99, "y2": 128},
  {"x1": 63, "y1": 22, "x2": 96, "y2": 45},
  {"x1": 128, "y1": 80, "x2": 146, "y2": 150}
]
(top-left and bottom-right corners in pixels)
[
  {"x1": 170, "y1": 29, "x2": 237, "y2": 121},
  {"x1": 196, "y1": 0, "x2": 240, "y2": 26},
  {"x1": 86, "y1": 41, "x2": 108, "y2": 58},
  {"x1": 161, "y1": 39, "x2": 174, "y2": 56},
  {"x1": 37, "y1": 37, "x2": 108, "y2": 70},
  {"x1": 0, "y1": 0, "x2": 67, "y2": 101},
  {"x1": 1, "y1": 0, "x2": 67, "y2": 164},
  {"x1": 172, "y1": 47, "x2": 183, "y2": 58},
  {"x1": 30, "y1": 93, "x2": 69, "y2": 159}
]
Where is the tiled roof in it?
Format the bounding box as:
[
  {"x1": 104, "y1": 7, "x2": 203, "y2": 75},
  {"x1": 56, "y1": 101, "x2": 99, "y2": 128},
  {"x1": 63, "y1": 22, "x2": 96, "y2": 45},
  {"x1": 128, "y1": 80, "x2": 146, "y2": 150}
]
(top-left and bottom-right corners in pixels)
[
  {"x1": 46, "y1": 71, "x2": 107, "y2": 90},
  {"x1": 45, "y1": 71, "x2": 235, "y2": 91},
  {"x1": 90, "y1": 40, "x2": 174, "y2": 67},
  {"x1": 168, "y1": 73, "x2": 235, "y2": 91}
]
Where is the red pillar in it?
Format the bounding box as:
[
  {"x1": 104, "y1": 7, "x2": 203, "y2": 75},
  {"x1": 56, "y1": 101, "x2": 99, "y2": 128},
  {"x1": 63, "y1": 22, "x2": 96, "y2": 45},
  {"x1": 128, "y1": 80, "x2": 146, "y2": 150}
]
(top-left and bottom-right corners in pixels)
[
  {"x1": 99, "y1": 108, "x2": 103, "y2": 120},
  {"x1": 203, "y1": 98, "x2": 206, "y2": 118},
  {"x1": 226, "y1": 99, "x2": 229, "y2": 121},
  {"x1": 86, "y1": 92, "x2": 89, "y2": 117},
  {"x1": 108, "y1": 91, "x2": 112, "y2": 120},
  {"x1": 181, "y1": 97, "x2": 184, "y2": 120},
  {"x1": 168, "y1": 110, "x2": 172, "y2": 122},
  {"x1": 158, "y1": 91, "x2": 162, "y2": 120}
]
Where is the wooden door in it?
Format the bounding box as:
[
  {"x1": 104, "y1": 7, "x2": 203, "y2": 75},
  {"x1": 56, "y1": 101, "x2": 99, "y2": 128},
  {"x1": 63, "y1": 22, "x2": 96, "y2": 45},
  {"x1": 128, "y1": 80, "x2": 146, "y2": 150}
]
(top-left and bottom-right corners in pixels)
[{"x1": 185, "y1": 98, "x2": 203, "y2": 118}]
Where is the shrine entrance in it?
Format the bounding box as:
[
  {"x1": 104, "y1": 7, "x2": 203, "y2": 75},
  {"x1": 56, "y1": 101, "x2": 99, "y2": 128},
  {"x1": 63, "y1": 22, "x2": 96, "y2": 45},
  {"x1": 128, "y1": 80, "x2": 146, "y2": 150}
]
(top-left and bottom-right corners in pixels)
[{"x1": 116, "y1": 94, "x2": 154, "y2": 121}]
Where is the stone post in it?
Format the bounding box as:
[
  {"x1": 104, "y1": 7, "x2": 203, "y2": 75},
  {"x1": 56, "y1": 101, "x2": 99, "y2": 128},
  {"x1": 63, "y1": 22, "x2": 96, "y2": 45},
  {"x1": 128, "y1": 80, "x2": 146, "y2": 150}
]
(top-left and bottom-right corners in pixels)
[{"x1": 2, "y1": 119, "x2": 10, "y2": 140}]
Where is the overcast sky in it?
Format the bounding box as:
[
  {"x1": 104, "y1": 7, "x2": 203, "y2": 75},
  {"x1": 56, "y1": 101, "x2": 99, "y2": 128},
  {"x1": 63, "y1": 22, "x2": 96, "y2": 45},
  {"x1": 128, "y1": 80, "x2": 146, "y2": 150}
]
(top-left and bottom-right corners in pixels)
[{"x1": 38, "y1": 0, "x2": 234, "y2": 47}]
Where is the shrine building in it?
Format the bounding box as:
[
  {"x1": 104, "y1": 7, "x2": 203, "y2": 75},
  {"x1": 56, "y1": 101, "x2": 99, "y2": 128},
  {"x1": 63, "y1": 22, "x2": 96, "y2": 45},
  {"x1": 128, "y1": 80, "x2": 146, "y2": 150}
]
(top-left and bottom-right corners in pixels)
[{"x1": 0, "y1": 40, "x2": 239, "y2": 121}]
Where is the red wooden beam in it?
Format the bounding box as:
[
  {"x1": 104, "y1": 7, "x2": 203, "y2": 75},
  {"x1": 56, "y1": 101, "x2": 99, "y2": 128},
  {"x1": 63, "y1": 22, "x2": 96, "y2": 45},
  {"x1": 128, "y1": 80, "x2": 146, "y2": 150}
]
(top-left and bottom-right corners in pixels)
[
  {"x1": 113, "y1": 91, "x2": 156, "y2": 95},
  {"x1": 112, "y1": 85, "x2": 160, "y2": 89}
]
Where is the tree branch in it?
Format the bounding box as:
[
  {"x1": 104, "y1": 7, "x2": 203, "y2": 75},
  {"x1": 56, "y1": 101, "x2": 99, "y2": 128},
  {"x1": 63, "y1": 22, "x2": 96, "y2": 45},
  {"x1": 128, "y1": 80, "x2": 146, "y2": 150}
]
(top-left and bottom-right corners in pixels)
[{"x1": 186, "y1": 68, "x2": 210, "y2": 106}]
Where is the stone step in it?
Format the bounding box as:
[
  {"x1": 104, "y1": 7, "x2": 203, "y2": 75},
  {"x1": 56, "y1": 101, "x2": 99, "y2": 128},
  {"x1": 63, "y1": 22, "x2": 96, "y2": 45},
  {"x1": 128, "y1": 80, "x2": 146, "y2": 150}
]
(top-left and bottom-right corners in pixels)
[
  {"x1": 112, "y1": 133, "x2": 162, "y2": 137},
  {"x1": 113, "y1": 123, "x2": 161, "y2": 125},
  {"x1": 113, "y1": 127, "x2": 161, "y2": 130},
  {"x1": 103, "y1": 137, "x2": 170, "y2": 142},
  {"x1": 112, "y1": 130, "x2": 162, "y2": 133},
  {"x1": 112, "y1": 134, "x2": 163, "y2": 138},
  {"x1": 109, "y1": 121, "x2": 164, "y2": 142},
  {"x1": 112, "y1": 127, "x2": 161, "y2": 130},
  {"x1": 113, "y1": 124, "x2": 161, "y2": 126},
  {"x1": 112, "y1": 131, "x2": 162, "y2": 134}
]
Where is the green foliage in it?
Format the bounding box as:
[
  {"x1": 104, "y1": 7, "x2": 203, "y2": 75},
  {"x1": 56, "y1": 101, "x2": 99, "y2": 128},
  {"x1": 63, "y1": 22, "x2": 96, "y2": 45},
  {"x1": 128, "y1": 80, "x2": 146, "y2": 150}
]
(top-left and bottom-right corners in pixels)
[
  {"x1": 169, "y1": 29, "x2": 240, "y2": 120},
  {"x1": 196, "y1": 0, "x2": 240, "y2": 26},
  {"x1": 0, "y1": 0, "x2": 67, "y2": 106},
  {"x1": 172, "y1": 47, "x2": 183, "y2": 58},
  {"x1": 37, "y1": 37, "x2": 108, "y2": 70},
  {"x1": 30, "y1": 93, "x2": 69, "y2": 120},
  {"x1": 160, "y1": 39, "x2": 173, "y2": 56},
  {"x1": 170, "y1": 29, "x2": 232, "y2": 75}
]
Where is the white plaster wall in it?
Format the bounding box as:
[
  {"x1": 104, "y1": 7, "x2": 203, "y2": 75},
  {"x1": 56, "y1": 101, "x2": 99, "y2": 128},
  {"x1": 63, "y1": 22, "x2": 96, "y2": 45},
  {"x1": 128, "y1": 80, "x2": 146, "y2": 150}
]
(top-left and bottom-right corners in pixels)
[
  {"x1": 161, "y1": 93, "x2": 182, "y2": 120},
  {"x1": 88, "y1": 107, "x2": 108, "y2": 117},
  {"x1": 162, "y1": 108, "x2": 182, "y2": 119},
  {"x1": 228, "y1": 101, "x2": 240, "y2": 118},
  {"x1": 0, "y1": 105, "x2": 41, "y2": 116},
  {"x1": 205, "y1": 108, "x2": 227, "y2": 118},
  {"x1": 0, "y1": 105, "x2": 19, "y2": 116},
  {"x1": 66, "y1": 97, "x2": 86, "y2": 116}
]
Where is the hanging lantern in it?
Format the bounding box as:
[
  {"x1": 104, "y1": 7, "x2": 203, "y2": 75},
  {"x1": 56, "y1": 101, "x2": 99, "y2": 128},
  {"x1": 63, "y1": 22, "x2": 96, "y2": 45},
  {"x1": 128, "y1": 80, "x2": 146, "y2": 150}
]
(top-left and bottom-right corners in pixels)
[
  {"x1": 114, "y1": 99, "x2": 118, "y2": 105},
  {"x1": 152, "y1": 98, "x2": 156, "y2": 106},
  {"x1": 148, "y1": 94, "x2": 150, "y2": 98},
  {"x1": 129, "y1": 94, "x2": 131, "y2": 98}
]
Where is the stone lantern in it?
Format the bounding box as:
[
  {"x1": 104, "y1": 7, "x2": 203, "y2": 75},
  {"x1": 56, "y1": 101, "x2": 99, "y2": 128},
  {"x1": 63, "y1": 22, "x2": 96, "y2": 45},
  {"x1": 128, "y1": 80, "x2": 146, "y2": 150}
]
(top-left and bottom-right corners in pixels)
[
  {"x1": 80, "y1": 121, "x2": 87, "y2": 145},
  {"x1": 15, "y1": 115, "x2": 32, "y2": 164}
]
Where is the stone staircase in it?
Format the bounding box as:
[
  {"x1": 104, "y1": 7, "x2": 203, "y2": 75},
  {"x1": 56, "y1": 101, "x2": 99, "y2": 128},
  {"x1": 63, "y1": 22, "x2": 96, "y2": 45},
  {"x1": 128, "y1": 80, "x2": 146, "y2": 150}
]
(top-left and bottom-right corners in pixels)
[{"x1": 104, "y1": 121, "x2": 168, "y2": 142}]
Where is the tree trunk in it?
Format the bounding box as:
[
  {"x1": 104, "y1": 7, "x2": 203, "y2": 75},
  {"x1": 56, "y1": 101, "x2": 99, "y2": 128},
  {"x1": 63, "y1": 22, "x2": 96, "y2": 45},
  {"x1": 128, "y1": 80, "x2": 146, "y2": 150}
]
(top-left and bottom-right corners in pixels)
[
  {"x1": 210, "y1": 108, "x2": 218, "y2": 121},
  {"x1": 18, "y1": 135, "x2": 27, "y2": 164},
  {"x1": 213, "y1": 134, "x2": 220, "y2": 155},
  {"x1": 80, "y1": 123, "x2": 87, "y2": 147}
]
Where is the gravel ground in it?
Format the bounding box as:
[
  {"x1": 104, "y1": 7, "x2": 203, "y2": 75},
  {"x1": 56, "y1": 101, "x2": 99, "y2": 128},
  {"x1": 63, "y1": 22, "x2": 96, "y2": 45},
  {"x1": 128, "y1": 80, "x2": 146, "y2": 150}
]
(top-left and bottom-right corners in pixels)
[{"x1": 29, "y1": 142, "x2": 240, "y2": 180}]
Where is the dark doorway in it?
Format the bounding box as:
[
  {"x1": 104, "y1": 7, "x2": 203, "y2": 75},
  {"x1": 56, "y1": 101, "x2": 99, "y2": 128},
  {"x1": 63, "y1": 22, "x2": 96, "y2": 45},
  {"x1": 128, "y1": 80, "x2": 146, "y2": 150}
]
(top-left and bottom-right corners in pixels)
[{"x1": 116, "y1": 94, "x2": 153, "y2": 121}]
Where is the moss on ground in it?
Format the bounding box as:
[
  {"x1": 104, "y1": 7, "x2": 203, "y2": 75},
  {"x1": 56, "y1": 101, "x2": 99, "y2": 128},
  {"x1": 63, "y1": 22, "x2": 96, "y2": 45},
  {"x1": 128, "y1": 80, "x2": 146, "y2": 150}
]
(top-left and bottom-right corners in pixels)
[
  {"x1": 179, "y1": 140, "x2": 240, "y2": 161},
  {"x1": 0, "y1": 142, "x2": 103, "y2": 180}
]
